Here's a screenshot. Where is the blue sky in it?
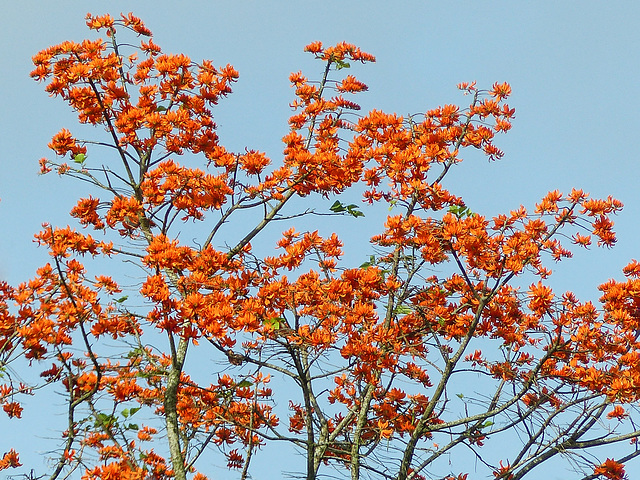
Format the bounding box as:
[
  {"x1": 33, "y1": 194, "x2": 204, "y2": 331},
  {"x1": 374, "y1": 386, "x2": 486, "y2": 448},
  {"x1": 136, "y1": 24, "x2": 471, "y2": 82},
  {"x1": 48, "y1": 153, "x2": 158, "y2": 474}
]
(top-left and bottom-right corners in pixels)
[{"x1": 1, "y1": 1, "x2": 640, "y2": 478}]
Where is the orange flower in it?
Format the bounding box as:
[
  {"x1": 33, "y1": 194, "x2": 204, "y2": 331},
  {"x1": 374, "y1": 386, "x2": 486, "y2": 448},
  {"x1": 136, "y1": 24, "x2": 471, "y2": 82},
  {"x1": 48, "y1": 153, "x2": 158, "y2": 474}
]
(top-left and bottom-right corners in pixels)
[
  {"x1": 0, "y1": 450, "x2": 21, "y2": 470},
  {"x1": 304, "y1": 41, "x2": 323, "y2": 54},
  {"x1": 593, "y1": 459, "x2": 626, "y2": 480},
  {"x1": 489, "y1": 82, "x2": 512, "y2": 99},
  {"x1": 47, "y1": 128, "x2": 87, "y2": 157},
  {"x1": 607, "y1": 405, "x2": 628, "y2": 420},
  {"x1": 71, "y1": 196, "x2": 104, "y2": 229},
  {"x1": 2, "y1": 402, "x2": 23, "y2": 418},
  {"x1": 528, "y1": 282, "x2": 554, "y2": 315},
  {"x1": 85, "y1": 13, "x2": 114, "y2": 30},
  {"x1": 120, "y1": 12, "x2": 152, "y2": 36}
]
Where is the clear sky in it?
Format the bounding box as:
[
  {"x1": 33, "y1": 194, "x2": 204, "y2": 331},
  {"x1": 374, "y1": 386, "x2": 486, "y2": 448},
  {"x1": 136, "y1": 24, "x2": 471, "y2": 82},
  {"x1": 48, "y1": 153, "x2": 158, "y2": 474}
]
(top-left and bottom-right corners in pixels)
[{"x1": 2, "y1": 1, "x2": 640, "y2": 478}]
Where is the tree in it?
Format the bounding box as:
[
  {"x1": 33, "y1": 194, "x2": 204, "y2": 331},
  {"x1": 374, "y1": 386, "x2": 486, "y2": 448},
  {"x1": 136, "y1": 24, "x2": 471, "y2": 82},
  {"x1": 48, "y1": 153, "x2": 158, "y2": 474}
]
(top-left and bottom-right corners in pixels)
[{"x1": 1, "y1": 11, "x2": 639, "y2": 480}]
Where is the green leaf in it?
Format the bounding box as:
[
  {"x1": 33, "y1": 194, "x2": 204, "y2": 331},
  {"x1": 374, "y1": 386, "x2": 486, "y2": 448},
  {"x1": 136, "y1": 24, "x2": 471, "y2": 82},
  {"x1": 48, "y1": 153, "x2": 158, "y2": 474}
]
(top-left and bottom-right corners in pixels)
[
  {"x1": 394, "y1": 305, "x2": 413, "y2": 315},
  {"x1": 448, "y1": 204, "x2": 474, "y2": 219},
  {"x1": 126, "y1": 423, "x2": 139, "y2": 430},
  {"x1": 156, "y1": 105, "x2": 167, "y2": 112},
  {"x1": 346, "y1": 204, "x2": 364, "y2": 218},
  {"x1": 73, "y1": 153, "x2": 86, "y2": 164},
  {"x1": 330, "y1": 200, "x2": 346, "y2": 213},
  {"x1": 263, "y1": 317, "x2": 284, "y2": 330},
  {"x1": 94, "y1": 413, "x2": 117, "y2": 429},
  {"x1": 360, "y1": 255, "x2": 377, "y2": 269},
  {"x1": 122, "y1": 407, "x2": 141, "y2": 418},
  {"x1": 334, "y1": 59, "x2": 351, "y2": 70},
  {"x1": 127, "y1": 347, "x2": 144, "y2": 359},
  {"x1": 236, "y1": 380, "x2": 253, "y2": 388},
  {"x1": 330, "y1": 201, "x2": 363, "y2": 218}
]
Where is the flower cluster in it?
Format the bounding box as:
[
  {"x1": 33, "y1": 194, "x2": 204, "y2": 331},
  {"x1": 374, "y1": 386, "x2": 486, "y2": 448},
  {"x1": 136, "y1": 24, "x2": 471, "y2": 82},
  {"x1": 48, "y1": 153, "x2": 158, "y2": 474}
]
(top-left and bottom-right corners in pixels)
[{"x1": 4, "y1": 11, "x2": 636, "y2": 480}]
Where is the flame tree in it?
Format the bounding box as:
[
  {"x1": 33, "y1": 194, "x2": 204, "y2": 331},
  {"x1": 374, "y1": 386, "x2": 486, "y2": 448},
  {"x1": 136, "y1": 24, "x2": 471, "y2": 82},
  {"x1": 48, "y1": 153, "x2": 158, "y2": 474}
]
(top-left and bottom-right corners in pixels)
[{"x1": 1, "y1": 12, "x2": 639, "y2": 480}]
